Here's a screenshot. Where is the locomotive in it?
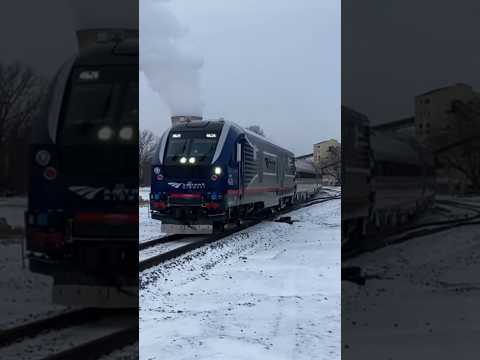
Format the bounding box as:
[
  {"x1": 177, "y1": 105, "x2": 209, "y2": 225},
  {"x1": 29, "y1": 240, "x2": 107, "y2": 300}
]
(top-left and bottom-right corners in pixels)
[
  {"x1": 341, "y1": 106, "x2": 435, "y2": 250},
  {"x1": 25, "y1": 34, "x2": 138, "y2": 307},
  {"x1": 150, "y1": 118, "x2": 300, "y2": 234}
]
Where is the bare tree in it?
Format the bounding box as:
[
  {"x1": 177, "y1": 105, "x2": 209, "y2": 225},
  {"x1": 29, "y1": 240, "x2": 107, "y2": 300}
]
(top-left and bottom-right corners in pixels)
[
  {"x1": 0, "y1": 61, "x2": 46, "y2": 192},
  {"x1": 319, "y1": 145, "x2": 341, "y2": 185},
  {"x1": 246, "y1": 125, "x2": 265, "y2": 137},
  {"x1": 428, "y1": 99, "x2": 480, "y2": 192},
  {"x1": 139, "y1": 129, "x2": 159, "y2": 185},
  {"x1": 0, "y1": 62, "x2": 45, "y2": 146}
]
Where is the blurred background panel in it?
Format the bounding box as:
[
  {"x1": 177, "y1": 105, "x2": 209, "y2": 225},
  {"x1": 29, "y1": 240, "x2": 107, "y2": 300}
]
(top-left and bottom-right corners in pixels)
[
  {"x1": 342, "y1": 1, "x2": 480, "y2": 358},
  {"x1": 0, "y1": 1, "x2": 139, "y2": 358}
]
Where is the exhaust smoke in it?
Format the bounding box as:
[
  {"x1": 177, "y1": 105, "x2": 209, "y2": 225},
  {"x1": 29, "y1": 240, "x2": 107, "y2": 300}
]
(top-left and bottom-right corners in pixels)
[{"x1": 140, "y1": 0, "x2": 204, "y2": 118}]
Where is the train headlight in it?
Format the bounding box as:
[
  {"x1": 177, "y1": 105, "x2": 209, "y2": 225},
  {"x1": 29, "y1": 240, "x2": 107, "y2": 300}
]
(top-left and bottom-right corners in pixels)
[
  {"x1": 180, "y1": 157, "x2": 187, "y2": 164},
  {"x1": 119, "y1": 126, "x2": 134, "y2": 141},
  {"x1": 214, "y1": 166, "x2": 222, "y2": 175},
  {"x1": 98, "y1": 126, "x2": 113, "y2": 141},
  {"x1": 35, "y1": 150, "x2": 51, "y2": 166},
  {"x1": 153, "y1": 166, "x2": 161, "y2": 175},
  {"x1": 188, "y1": 157, "x2": 196, "y2": 164}
]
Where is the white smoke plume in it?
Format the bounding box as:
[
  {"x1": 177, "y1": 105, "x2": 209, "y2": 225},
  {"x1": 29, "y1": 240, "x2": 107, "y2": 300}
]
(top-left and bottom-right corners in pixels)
[{"x1": 140, "y1": 0, "x2": 204, "y2": 117}]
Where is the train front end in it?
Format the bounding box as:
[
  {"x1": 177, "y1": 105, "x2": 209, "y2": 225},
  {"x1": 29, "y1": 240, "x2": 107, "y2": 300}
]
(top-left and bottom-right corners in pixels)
[
  {"x1": 150, "y1": 120, "x2": 232, "y2": 234},
  {"x1": 25, "y1": 40, "x2": 139, "y2": 307}
]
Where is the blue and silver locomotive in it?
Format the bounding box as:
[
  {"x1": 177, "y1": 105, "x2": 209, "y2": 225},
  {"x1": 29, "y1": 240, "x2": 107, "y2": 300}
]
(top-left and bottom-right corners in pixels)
[{"x1": 150, "y1": 118, "x2": 297, "y2": 234}]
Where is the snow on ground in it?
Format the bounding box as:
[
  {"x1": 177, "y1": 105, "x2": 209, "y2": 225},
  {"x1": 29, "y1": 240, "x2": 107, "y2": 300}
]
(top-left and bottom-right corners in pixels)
[
  {"x1": 0, "y1": 237, "x2": 66, "y2": 330},
  {"x1": 139, "y1": 204, "x2": 164, "y2": 243},
  {"x1": 0, "y1": 197, "x2": 68, "y2": 330},
  {"x1": 140, "y1": 199, "x2": 340, "y2": 360},
  {"x1": 0, "y1": 196, "x2": 27, "y2": 229},
  {"x1": 343, "y1": 199, "x2": 480, "y2": 358},
  {"x1": 139, "y1": 187, "x2": 150, "y2": 202}
]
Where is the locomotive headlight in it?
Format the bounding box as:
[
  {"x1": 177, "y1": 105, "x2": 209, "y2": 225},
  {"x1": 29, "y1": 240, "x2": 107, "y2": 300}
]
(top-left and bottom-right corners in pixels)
[
  {"x1": 180, "y1": 157, "x2": 187, "y2": 164},
  {"x1": 214, "y1": 166, "x2": 222, "y2": 175},
  {"x1": 98, "y1": 126, "x2": 113, "y2": 141},
  {"x1": 188, "y1": 157, "x2": 196, "y2": 164},
  {"x1": 119, "y1": 126, "x2": 134, "y2": 140},
  {"x1": 35, "y1": 150, "x2": 51, "y2": 166},
  {"x1": 153, "y1": 166, "x2": 161, "y2": 175}
]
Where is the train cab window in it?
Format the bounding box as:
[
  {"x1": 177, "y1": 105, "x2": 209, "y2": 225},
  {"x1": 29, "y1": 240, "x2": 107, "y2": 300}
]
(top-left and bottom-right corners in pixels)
[
  {"x1": 190, "y1": 139, "x2": 217, "y2": 158},
  {"x1": 58, "y1": 66, "x2": 136, "y2": 145},
  {"x1": 164, "y1": 132, "x2": 219, "y2": 165},
  {"x1": 64, "y1": 83, "x2": 119, "y2": 126}
]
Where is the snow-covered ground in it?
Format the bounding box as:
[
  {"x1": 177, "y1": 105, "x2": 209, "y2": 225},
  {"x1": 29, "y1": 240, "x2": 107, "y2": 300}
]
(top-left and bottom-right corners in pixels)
[
  {"x1": 139, "y1": 187, "x2": 150, "y2": 203},
  {"x1": 0, "y1": 196, "x2": 67, "y2": 331},
  {"x1": 0, "y1": 196, "x2": 26, "y2": 229},
  {"x1": 343, "y1": 196, "x2": 480, "y2": 359},
  {"x1": 140, "y1": 204, "x2": 164, "y2": 243},
  {"x1": 140, "y1": 199, "x2": 341, "y2": 360},
  {"x1": 0, "y1": 237, "x2": 66, "y2": 330}
]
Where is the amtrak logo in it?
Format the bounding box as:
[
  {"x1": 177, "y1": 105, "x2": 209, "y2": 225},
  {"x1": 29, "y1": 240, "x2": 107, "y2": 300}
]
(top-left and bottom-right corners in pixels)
[
  {"x1": 168, "y1": 182, "x2": 183, "y2": 189},
  {"x1": 69, "y1": 184, "x2": 138, "y2": 201},
  {"x1": 69, "y1": 186, "x2": 105, "y2": 200},
  {"x1": 168, "y1": 181, "x2": 206, "y2": 190}
]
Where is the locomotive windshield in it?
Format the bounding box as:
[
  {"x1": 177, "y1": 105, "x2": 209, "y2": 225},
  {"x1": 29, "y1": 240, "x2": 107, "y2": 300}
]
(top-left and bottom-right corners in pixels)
[
  {"x1": 58, "y1": 66, "x2": 138, "y2": 145},
  {"x1": 164, "y1": 132, "x2": 219, "y2": 165},
  {"x1": 57, "y1": 66, "x2": 138, "y2": 177}
]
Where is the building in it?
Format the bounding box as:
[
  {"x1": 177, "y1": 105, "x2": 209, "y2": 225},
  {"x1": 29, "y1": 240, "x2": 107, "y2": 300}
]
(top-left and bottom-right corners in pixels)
[
  {"x1": 415, "y1": 83, "x2": 480, "y2": 193},
  {"x1": 414, "y1": 83, "x2": 480, "y2": 145},
  {"x1": 313, "y1": 139, "x2": 340, "y2": 166},
  {"x1": 313, "y1": 139, "x2": 341, "y2": 185}
]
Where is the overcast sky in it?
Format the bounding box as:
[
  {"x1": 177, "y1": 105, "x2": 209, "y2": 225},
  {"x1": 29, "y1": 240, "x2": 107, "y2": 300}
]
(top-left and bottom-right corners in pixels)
[
  {"x1": 342, "y1": 0, "x2": 480, "y2": 125},
  {"x1": 140, "y1": 0, "x2": 340, "y2": 156}
]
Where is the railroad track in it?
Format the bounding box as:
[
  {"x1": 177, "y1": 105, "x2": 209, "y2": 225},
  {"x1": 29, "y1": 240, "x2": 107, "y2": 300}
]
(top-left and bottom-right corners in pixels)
[
  {"x1": 343, "y1": 198, "x2": 480, "y2": 260},
  {"x1": 0, "y1": 309, "x2": 137, "y2": 360},
  {"x1": 140, "y1": 193, "x2": 340, "y2": 273}
]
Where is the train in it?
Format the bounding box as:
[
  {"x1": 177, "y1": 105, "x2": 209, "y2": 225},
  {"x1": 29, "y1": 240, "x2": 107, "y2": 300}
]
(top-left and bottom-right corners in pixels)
[
  {"x1": 295, "y1": 155, "x2": 323, "y2": 201},
  {"x1": 150, "y1": 118, "x2": 322, "y2": 234},
  {"x1": 25, "y1": 34, "x2": 139, "y2": 307},
  {"x1": 342, "y1": 106, "x2": 435, "y2": 250}
]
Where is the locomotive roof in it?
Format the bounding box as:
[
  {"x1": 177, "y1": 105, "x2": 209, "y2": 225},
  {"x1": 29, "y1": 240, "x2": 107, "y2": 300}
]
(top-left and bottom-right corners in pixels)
[
  {"x1": 74, "y1": 38, "x2": 138, "y2": 66},
  {"x1": 170, "y1": 120, "x2": 224, "y2": 132}
]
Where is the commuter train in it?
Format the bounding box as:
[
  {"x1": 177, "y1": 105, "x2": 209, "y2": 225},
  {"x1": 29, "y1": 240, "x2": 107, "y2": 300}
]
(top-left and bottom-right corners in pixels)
[
  {"x1": 342, "y1": 106, "x2": 435, "y2": 250},
  {"x1": 150, "y1": 119, "x2": 321, "y2": 234},
  {"x1": 25, "y1": 35, "x2": 138, "y2": 307}
]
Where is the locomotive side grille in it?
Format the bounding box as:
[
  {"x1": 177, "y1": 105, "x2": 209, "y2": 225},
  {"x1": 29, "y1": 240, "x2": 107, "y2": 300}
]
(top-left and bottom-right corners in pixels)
[
  {"x1": 163, "y1": 165, "x2": 210, "y2": 179},
  {"x1": 244, "y1": 143, "x2": 257, "y2": 183}
]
